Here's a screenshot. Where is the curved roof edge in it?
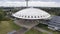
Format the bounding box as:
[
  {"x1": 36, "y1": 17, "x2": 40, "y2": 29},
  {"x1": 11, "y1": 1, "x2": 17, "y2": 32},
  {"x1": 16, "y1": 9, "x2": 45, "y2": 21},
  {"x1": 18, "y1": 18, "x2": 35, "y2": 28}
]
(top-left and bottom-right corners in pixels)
[{"x1": 12, "y1": 8, "x2": 51, "y2": 19}]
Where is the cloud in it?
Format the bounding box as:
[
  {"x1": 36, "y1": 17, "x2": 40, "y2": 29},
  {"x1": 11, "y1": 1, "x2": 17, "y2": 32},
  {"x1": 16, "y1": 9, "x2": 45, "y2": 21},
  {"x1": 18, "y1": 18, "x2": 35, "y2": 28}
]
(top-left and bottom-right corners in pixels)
[
  {"x1": 0, "y1": 1, "x2": 60, "y2": 7},
  {"x1": 28, "y1": 1, "x2": 60, "y2": 7},
  {"x1": 0, "y1": 0, "x2": 60, "y2": 2}
]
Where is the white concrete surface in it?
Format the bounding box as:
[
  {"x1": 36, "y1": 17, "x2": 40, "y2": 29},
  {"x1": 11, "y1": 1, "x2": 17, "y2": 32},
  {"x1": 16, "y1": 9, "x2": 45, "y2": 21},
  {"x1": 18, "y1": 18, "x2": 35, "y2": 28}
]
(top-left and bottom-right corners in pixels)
[{"x1": 12, "y1": 8, "x2": 51, "y2": 19}]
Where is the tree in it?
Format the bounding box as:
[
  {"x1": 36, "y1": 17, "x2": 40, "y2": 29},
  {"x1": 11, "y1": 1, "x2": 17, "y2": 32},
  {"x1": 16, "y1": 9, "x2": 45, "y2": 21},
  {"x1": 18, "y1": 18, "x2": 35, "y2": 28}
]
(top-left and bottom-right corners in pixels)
[{"x1": 0, "y1": 9, "x2": 6, "y2": 21}]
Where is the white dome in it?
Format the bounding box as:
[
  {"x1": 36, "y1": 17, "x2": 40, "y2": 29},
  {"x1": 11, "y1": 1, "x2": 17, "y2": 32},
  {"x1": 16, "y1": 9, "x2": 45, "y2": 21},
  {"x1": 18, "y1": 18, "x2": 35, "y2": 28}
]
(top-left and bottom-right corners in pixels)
[{"x1": 12, "y1": 8, "x2": 51, "y2": 19}]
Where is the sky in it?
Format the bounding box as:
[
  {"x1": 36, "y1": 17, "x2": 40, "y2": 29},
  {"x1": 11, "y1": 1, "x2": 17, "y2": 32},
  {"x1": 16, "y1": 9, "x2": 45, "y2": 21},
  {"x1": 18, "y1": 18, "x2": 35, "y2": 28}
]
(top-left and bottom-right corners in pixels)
[
  {"x1": 0, "y1": 0, "x2": 60, "y2": 7},
  {"x1": 0, "y1": 0, "x2": 60, "y2": 2}
]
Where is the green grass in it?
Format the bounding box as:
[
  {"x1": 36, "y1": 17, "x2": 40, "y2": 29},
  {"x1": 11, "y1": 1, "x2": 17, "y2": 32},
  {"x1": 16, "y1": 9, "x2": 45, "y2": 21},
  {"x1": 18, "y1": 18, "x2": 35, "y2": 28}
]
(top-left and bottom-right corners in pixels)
[
  {"x1": 42, "y1": 32, "x2": 48, "y2": 34},
  {"x1": 9, "y1": 20, "x2": 21, "y2": 30},
  {"x1": 0, "y1": 21, "x2": 21, "y2": 34},
  {"x1": 0, "y1": 21, "x2": 60, "y2": 34},
  {"x1": 37, "y1": 23, "x2": 60, "y2": 34},
  {"x1": 25, "y1": 29, "x2": 42, "y2": 34},
  {"x1": 37, "y1": 23, "x2": 49, "y2": 30},
  {"x1": 0, "y1": 21, "x2": 42, "y2": 34}
]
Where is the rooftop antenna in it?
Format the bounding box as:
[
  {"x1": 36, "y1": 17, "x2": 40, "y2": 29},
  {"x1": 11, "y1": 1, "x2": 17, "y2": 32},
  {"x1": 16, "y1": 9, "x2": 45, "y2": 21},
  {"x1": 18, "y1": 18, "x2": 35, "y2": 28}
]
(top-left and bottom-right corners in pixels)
[{"x1": 25, "y1": 0, "x2": 29, "y2": 7}]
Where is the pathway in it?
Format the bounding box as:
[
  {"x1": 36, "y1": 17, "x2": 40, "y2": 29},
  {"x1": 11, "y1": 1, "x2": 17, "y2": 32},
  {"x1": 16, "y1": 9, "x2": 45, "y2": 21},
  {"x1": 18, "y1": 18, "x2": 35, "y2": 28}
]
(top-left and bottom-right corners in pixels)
[{"x1": 13, "y1": 27, "x2": 29, "y2": 34}]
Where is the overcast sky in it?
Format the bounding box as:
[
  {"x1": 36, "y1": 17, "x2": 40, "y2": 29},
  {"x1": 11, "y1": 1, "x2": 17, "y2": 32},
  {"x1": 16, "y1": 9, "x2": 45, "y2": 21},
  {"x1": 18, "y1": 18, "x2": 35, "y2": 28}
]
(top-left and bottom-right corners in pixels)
[
  {"x1": 0, "y1": 0, "x2": 60, "y2": 7},
  {"x1": 0, "y1": 0, "x2": 60, "y2": 2}
]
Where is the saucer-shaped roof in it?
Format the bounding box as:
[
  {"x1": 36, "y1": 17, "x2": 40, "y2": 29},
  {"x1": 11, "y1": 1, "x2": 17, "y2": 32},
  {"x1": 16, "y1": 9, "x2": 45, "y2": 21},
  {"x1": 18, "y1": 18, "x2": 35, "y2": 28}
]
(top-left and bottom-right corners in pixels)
[{"x1": 12, "y1": 8, "x2": 51, "y2": 19}]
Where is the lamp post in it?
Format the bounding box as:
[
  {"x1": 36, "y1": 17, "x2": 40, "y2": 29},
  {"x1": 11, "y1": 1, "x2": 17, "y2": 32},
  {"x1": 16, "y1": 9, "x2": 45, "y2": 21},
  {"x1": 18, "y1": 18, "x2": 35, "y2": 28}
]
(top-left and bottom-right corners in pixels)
[{"x1": 25, "y1": 0, "x2": 29, "y2": 7}]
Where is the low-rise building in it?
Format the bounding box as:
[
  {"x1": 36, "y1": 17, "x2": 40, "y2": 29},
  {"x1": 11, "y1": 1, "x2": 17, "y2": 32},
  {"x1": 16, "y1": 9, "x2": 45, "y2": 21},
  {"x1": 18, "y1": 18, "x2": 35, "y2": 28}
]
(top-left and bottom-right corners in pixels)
[{"x1": 48, "y1": 16, "x2": 60, "y2": 31}]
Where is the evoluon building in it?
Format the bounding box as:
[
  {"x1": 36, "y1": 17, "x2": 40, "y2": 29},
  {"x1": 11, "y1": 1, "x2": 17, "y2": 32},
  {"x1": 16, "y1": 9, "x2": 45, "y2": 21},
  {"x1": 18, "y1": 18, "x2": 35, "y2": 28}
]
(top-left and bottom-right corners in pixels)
[
  {"x1": 12, "y1": 8, "x2": 60, "y2": 32},
  {"x1": 11, "y1": 8, "x2": 51, "y2": 34},
  {"x1": 12, "y1": 8, "x2": 51, "y2": 19}
]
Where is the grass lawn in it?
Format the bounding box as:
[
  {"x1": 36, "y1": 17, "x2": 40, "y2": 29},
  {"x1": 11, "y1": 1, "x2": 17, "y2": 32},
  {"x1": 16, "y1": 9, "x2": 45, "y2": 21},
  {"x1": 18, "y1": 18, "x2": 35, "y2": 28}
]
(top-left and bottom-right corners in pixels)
[
  {"x1": 37, "y1": 23, "x2": 60, "y2": 34},
  {"x1": 0, "y1": 21, "x2": 21, "y2": 34},
  {"x1": 0, "y1": 21, "x2": 60, "y2": 34},
  {"x1": 0, "y1": 20, "x2": 42, "y2": 34},
  {"x1": 25, "y1": 29, "x2": 42, "y2": 34}
]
